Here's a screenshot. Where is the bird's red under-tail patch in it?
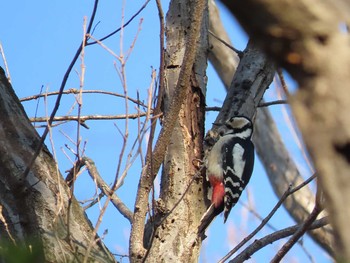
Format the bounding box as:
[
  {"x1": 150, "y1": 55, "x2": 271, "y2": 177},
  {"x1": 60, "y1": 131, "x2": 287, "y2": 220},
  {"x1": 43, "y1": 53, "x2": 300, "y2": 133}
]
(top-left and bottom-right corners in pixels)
[{"x1": 209, "y1": 176, "x2": 225, "y2": 208}]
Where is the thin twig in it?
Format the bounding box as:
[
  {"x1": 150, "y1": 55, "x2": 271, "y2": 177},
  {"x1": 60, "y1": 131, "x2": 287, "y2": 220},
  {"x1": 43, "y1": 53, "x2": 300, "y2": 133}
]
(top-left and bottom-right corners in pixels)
[
  {"x1": 29, "y1": 113, "x2": 153, "y2": 123},
  {"x1": 219, "y1": 174, "x2": 316, "y2": 263},
  {"x1": 258, "y1": 100, "x2": 288, "y2": 107},
  {"x1": 271, "y1": 175, "x2": 321, "y2": 262},
  {"x1": 33, "y1": 85, "x2": 44, "y2": 127},
  {"x1": 83, "y1": 157, "x2": 133, "y2": 223},
  {"x1": 206, "y1": 100, "x2": 288, "y2": 112},
  {"x1": 270, "y1": 205, "x2": 321, "y2": 263},
  {"x1": 86, "y1": 34, "x2": 123, "y2": 62},
  {"x1": 112, "y1": 13, "x2": 129, "y2": 190},
  {"x1": 0, "y1": 42, "x2": 11, "y2": 83},
  {"x1": 230, "y1": 217, "x2": 329, "y2": 263},
  {"x1": 86, "y1": 0, "x2": 151, "y2": 46},
  {"x1": 20, "y1": 89, "x2": 149, "y2": 108},
  {"x1": 219, "y1": 186, "x2": 292, "y2": 263},
  {"x1": 289, "y1": 173, "x2": 316, "y2": 195},
  {"x1": 21, "y1": 0, "x2": 100, "y2": 181},
  {"x1": 0, "y1": 206, "x2": 16, "y2": 245},
  {"x1": 82, "y1": 191, "x2": 105, "y2": 210},
  {"x1": 67, "y1": 16, "x2": 88, "y2": 253},
  {"x1": 124, "y1": 18, "x2": 143, "y2": 64},
  {"x1": 205, "y1": 106, "x2": 221, "y2": 112},
  {"x1": 113, "y1": 76, "x2": 156, "y2": 193},
  {"x1": 277, "y1": 68, "x2": 289, "y2": 96},
  {"x1": 209, "y1": 30, "x2": 243, "y2": 57}
]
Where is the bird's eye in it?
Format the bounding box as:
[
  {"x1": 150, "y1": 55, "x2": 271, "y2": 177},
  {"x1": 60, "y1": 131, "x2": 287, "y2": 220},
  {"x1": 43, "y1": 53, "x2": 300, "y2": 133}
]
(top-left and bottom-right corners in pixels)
[{"x1": 219, "y1": 130, "x2": 225, "y2": 136}]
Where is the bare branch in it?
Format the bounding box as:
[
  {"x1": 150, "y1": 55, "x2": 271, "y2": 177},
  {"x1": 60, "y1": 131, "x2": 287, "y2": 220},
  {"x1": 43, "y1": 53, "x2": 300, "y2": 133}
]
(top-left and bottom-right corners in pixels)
[
  {"x1": 258, "y1": 99, "x2": 288, "y2": 107},
  {"x1": 219, "y1": 174, "x2": 315, "y2": 263},
  {"x1": 0, "y1": 42, "x2": 11, "y2": 83},
  {"x1": 83, "y1": 157, "x2": 133, "y2": 223},
  {"x1": 208, "y1": 30, "x2": 243, "y2": 56},
  {"x1": 21, "y1": 0, "x2": 100, "y2": 180},
  {"x1": 86, "y1": 0, "x2": 151, "y2": 46},
  {"x1": 276, "y1": 69, "x2": 290, "y2": 96},
  {"x1": 271, "y1": 205, "x2": 321, "y2": 263},
  {"x1": 21, "y1": 89, "x2": 149, "y2": 108},
  {"x1": 30, "y1": 113, "x2": 153, "y2": 125},
  {"x1": 229, "y1": 217, "x2": 329, "y2": 263}
]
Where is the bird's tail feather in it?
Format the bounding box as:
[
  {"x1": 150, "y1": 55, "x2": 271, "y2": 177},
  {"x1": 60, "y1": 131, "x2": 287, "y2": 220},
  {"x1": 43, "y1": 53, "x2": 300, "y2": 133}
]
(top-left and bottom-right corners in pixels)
[{"x1": 198, "y1": 204, "x2": 221, "y2": 235}]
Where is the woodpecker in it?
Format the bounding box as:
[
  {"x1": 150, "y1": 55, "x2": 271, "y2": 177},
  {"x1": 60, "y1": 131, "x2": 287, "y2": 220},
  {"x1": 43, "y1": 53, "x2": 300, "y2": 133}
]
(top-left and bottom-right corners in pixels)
[{"x1": 199, "y1": 116, "x2": 255, "y2": 232}]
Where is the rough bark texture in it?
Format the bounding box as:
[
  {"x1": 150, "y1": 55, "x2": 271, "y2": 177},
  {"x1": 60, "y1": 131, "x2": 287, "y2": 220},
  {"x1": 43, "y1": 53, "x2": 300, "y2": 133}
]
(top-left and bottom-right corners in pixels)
[
  {"x1": 129, "y1": 0, "x2": 208, "y2": 262},
  {"x1": 221, "y1": 0, "x2": 350, "y2": 260},
  {"x1": 207, "y1": 40, "x2": 274, "y2": 140},
  {"x1": 0, "y1": 67, "x2": 115, "y2": 262},
  {"x1": 143, "y1": 1, "x2": 208, "y2": 262}
]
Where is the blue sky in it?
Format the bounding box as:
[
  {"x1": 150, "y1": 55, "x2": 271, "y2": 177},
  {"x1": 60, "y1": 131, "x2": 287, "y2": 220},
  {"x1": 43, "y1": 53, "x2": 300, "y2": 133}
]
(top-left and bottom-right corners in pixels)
[{"x1": 1, "y1": 1, "x2": 330, "y2": 262}]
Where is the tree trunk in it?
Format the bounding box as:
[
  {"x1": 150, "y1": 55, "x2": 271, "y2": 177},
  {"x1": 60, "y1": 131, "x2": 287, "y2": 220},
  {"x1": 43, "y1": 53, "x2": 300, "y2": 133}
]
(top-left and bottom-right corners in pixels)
[
  {"x1": 140, "y1": 0, "x2": 209, "y2": 262},
  {"x1": 0, "y1": 67, "x2": 115, "y2": 262}
]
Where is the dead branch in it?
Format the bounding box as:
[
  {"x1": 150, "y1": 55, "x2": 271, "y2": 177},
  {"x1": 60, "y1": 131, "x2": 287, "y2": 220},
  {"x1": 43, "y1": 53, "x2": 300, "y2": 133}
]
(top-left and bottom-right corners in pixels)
[
  {"x1": 30, "y1": 113, "x2": 152, "y2": 124},
  {"x1": 20, "y1": 89, "x2": 149, "y2": 108},
  {"x1": 258, "y1": 99, "x2": 287, "y2": 107},
  {"x1": 271, "y1": 205, "x2": 321, "y2": 263},
  {"x1": 21, "y1": 0, "x2": 100, "y2": 180},
  {"x1": 86, "y1": 0, "x2": 151, "y2": 46},
  {"x1": 220, "y1": 174, "x2": 315, "y2": 263},
  {"x1": 229, "y1": 217, "x2": 329, "y2": 263},
  {"x1": 83, "y1": 157, "x2": 133, "y2": 223}
]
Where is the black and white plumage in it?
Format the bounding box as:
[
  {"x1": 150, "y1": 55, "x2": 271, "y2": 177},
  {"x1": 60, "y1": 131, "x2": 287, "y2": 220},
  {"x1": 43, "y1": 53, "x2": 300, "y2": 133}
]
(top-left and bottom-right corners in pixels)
[
  {"x1": 200, "y1": 116, "x2": 255, "y2": 232},
  {"x1": 221, "y1": 116, "x2": 255, "y2": 221}
]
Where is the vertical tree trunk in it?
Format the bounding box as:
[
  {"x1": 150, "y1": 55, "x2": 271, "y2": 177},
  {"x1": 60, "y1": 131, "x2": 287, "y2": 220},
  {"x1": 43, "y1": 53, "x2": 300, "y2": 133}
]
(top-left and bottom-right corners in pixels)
[{"x1": 141, "y1": 0, "x2": 209, "y2": 262}]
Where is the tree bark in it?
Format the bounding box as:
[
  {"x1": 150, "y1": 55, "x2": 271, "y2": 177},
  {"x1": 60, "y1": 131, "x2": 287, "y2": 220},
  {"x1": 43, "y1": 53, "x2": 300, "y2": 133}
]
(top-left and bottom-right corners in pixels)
[
  {"x1": 130, "y1": 0, "x2": 208, "y2": 262},
  {"x1": 143, "y1": 1, "x2": 208, "y2": 262},
  {"x1": 0, "y1": 67, "x2": 115, "y2": 262},
  {"x1": 221, "y1": 0, "x2": 350, "y2": 260}
]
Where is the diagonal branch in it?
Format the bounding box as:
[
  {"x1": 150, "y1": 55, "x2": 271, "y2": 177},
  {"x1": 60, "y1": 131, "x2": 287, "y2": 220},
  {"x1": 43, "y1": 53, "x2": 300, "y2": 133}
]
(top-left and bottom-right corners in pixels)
[
  {"x1": 229, "y1": 217, "x2": 329, "y2": 263},
  {"x1": 83, "y1": 157, "x2": 133, "y2": 223},
  {"x1": 21, "y1": 0, "x2": 100, "y2": 180},
  {"x1": 219, "y1": 174, "x2": 315, "y2": 263}
]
